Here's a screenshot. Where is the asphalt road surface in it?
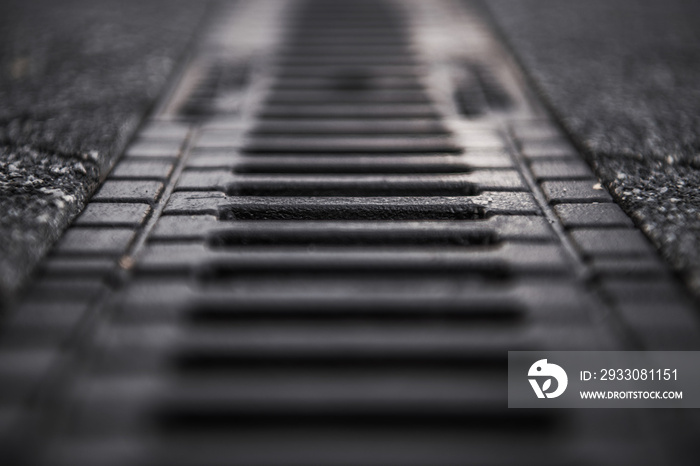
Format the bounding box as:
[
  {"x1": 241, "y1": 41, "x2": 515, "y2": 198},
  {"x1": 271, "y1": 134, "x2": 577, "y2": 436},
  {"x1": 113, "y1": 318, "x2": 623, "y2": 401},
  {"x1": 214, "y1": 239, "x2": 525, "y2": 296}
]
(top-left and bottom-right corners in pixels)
[
  {"x1": 487, "y1": 0, "x2": 700, "y2": 299},
  {"x1": 0, "y1": 0, "x2": 210, "y2": 306}
]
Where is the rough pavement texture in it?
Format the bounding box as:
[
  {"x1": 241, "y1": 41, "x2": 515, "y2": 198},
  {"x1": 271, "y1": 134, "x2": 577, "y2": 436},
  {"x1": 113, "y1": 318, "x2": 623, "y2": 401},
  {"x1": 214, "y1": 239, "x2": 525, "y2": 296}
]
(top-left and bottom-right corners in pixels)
[
  {"x1": 485, "y1": 0, "x2": 700, "y2": 301},
  {"x1": 0, "y1": 0, "x2": 211, "y2": 307}
]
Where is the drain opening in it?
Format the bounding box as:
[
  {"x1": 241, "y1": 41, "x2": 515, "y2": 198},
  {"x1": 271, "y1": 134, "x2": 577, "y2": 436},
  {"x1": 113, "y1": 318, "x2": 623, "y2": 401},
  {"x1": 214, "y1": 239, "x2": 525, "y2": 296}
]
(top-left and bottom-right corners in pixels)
[
  {"x1": 195, "y1": 264, "x2": 511, "y2": 282},
  {"x1": 180, "y1": 62, "x2": 249, "y2": 118},
  {"x1": 218, "y1": 202, "x2": 487, "y2": 221},
  {"x1": 225, "y1": 176, "x2": 477, "y2": 196},
  {"x1": 242, "y1": 137, "x2": 461, "y2": 154},
  {"x1": 231, "y1": 156, "x2": 472, "y2": 174},
  {"x1": 172, "y1": 353, "x2": 510, "y2": 374},
  {"x1": 185, "y1": 304, "x2": 522, "y2": 324},
  {"x1": 207, "y1": 228, "x2": 496, "y2": 247},
  {"x1": 153, "y1": 408, "x2": 558, "y2": 433}
]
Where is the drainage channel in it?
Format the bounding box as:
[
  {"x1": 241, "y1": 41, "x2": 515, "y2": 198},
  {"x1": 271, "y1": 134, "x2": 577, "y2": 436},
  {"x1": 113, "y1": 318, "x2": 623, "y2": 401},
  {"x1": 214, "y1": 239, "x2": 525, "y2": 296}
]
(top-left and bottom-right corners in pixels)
[{"x1": 2, "y1": 0, "x2": 700, "y2": 465}]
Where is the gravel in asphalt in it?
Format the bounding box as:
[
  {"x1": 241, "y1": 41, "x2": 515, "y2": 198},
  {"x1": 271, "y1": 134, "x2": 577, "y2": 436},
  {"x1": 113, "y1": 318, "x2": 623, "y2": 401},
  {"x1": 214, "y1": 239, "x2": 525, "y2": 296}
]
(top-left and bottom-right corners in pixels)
[
  {"x1": 486, "y1": 0, "x2": 700, "y2": 300},
  {"x1": 0, "y1": 0, "x2": 210, "y2": 306}
]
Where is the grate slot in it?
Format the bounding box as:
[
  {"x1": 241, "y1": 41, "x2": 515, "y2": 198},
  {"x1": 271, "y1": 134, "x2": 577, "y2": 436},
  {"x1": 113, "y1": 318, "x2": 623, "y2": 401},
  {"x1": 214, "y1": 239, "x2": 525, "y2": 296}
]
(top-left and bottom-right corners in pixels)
[
  {"x1": 272, "y1": 64, "x2": 422, "y2": 75},
  {"x1": 155, "y1": 409, "x2": 556, "y2": 434},
  {"x1": 180, "y1": 63, "x2": 249, "y2": 118},
  {"x1": 242, "y1": 136, "x2": 460, "y2": 153},
  {"x1": 474, "y1": 64, "x2": 513, "y2": 111},
  {"x1": 187, "y1": 305, "x2": 521, "y2": 324},
  {"x1": 219, "y1": 199, "x2": 487, "y2": 220},
  {"x1": 230, "y1": 156, "x2": 473, "y2": 174},
  {"x1": 198, "y1": 262, "x2": 510, "y2": 281},
  {"x1": 99, "y1": 319, "x2": 587, "y2": 358},
  {"x1": 455, "y1": 88, "x2": 486, "y2": 118},
  {"x1": 264, "y1": 90, "x2": 432, "y2": 105},
  {"x1": 270, "y1": 76, "x2": 425, "y2": 90},
  {"x1": 225, "y1": 174, "x2": 477, "y2": 196},
  {"x1": 207, "y1": 223, "x2": 496, "y2": 246},
  {"x1": 276, "y1": 46, "x2": 416, "y2": 55},
  {"x1": 283, "y1": 38, "x2": 412, "y2": 48},
  {"x1": 454, "y1": 63, "x2": 515, "y2": 118},
  {"x1": 273, "y1": 57, "x2": 420, "y2": 68},
  {"x1": 146, "y1": 371, "x2": 518, "y2": 428},
  {"x1": 249, "y1": 119, "x2": 449, "y2": 135},
  {"x1": 257, "y1": 104, "x2": 440, "y2": 119},
  {"x1": 173, "y1": 356, "x2": 508, "y2": 376}
]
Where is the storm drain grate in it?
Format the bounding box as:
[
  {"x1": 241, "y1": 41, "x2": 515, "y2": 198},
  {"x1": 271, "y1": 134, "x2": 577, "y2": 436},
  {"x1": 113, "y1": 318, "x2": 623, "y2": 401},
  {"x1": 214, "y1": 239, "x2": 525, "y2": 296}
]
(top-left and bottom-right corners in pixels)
[{"x1": 1, "y1": 1, "x2": 700, "y2": 465}]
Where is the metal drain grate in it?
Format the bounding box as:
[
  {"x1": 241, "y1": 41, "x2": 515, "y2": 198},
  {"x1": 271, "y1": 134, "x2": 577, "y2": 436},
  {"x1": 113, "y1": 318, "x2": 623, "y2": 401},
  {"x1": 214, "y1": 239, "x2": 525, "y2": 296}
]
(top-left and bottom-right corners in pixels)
[{"x1": 2, "y1": 1, "x2": 700, "y2": 465}]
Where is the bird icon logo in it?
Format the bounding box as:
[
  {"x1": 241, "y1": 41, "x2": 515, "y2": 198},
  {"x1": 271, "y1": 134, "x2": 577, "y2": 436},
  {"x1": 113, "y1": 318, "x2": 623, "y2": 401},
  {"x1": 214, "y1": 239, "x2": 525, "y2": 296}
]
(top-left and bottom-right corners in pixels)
[{"x1": 528, "y1": 359, "x2": 568, "y2": 399}]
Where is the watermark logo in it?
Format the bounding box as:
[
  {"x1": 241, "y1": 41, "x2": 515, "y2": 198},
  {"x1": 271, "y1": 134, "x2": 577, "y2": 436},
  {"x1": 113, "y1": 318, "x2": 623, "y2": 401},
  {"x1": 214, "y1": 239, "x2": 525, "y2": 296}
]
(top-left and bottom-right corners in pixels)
[{"x1": 528, "y1": 359, "x2": 568, "y2": 398}]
